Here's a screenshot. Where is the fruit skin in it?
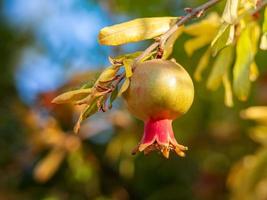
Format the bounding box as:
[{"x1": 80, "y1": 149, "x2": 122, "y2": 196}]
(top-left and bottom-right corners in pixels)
[
  {"x1": 123, "y1": 59, "x2": 194, "y2": 158},
  {"x1": 124, "y1": 59, "x2": 194, "y2": 121}
]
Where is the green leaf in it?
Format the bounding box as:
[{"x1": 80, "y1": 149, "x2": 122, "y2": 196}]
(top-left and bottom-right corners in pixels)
[
  {"x1": 118, "y1": 78, "x2": 130, "y2": 96},
  {"x1": 98, "y1": 17, "x2": 179, "y2": 46},
  {"x1": 194, "y1": 48, "x2": 211, "y2": 81},
  {"x1": 184, "y1": 36, "x2": 212, "y2": 56},
  {"x1": 52, "y1": 88, "x2": 91, "y2": 104},
  {"x1": 163, "y1": 26, "x2": 184, "y2": 59},
  {"x1": 260, "y1": 8, "x2": 267, "y2": 50},
  {"x1": 222, "y1": 0, "x2": 239, "y2": 24},
  {"x1": 233, "y1": 21, "x2": 260, "y2": 101},
  {"x1": 123, "y1": 59, "x2": 133, "y2": 78},
  {"x1": 207, "y1": 45, "x2": 234, "y2": 90},
  {"x1": 211, "y1": 23, "x2": 235, "y2": 56}
]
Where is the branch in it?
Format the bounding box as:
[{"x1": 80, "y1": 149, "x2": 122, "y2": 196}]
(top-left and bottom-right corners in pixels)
[{"x1": 135, "y1": 0, "x2": 223, "y2": 63}]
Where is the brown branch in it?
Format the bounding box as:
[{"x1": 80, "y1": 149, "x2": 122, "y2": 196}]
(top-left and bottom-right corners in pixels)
[{"x1": 135, "y1": 0, "x2": 223, "y2": 63}]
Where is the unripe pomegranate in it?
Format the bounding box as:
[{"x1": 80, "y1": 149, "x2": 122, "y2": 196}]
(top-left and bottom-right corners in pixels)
[{"x1": 123, "y1": 59, "x2": 194, "y2": 158}]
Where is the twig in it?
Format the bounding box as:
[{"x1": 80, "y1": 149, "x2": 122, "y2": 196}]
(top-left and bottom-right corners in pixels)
[{"x1": 135, "y1": 0, "x2": 223, "y2": 63}]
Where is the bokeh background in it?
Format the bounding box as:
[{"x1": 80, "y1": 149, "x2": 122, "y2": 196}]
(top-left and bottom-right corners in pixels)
[{"x1": 1, "y1": 0, "x2": 267, "y2": 199}]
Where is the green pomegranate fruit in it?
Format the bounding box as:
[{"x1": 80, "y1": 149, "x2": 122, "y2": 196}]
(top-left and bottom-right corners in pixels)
[{"x1": 123, "y1": 59, "x2": 194, "y2": 158}]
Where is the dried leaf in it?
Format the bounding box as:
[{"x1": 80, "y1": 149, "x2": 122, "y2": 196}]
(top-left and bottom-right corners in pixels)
[
  {"x1": 123, "y1": 59, "x2": 133, "y2": 78},
  {"x1": 194, "y1": 48, "x2": 211, "y2": 81},
  {"x1": 109, "y1": 86, "x2": 118, "y2": 108},
  {"x1": 163, "y1": 26, "x2": 184, "y2": 59},
  {"x1": 118, "y1": 78, "x2": 130, "y2": 96},
  {"x1": 222, "y1": 0, "x2": 239, "y2": 24},
  {"x1": 211, "y1": 23, "x2": 235, "y2": 56},
  {"x1": 99, "y1": 17, "x2": 179, "y2": 46},
  {"x1": 52, "y1": 88, "x2": 91, "y2": 104},
  {"x1": 207, "y1": 45, "x2": 234, "y2": 90}
]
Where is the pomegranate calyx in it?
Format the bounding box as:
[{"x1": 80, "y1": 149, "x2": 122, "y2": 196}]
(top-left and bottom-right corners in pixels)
[{"x1": 132, "y1": 119, "x2": 188, "y2": 158}]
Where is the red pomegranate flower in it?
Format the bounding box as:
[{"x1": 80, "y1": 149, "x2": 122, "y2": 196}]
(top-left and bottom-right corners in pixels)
[{"x1": 124, "y1": 59, "x2": 194, "y2": 158}]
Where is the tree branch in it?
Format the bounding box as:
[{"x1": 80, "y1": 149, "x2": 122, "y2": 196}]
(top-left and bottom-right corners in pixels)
[{"x1": 135, "y1": 0, "x2": 223, "y2": 63}]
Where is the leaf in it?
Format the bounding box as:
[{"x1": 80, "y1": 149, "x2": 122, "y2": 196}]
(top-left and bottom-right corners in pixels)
[
  {"x1": 241, "y1": 106, "x2": 267, "y2": 122},
  {"x1": 163, "y1": 26, "x2": 184, "y2": 59},
  {"x1": 249, "y1": 62, "x2": 259, "y2": 82},
  {"x1": 34, "y1": 148, "x2": 65, "y2": 183},
  {"x1": 118, "y1": 78, "x2": 130, "y2": 96},
  {"x1": 194, "y1": 48, "x2": 211, "y2": 81},
  {"x1": 123, "y1": 59, "x2": 133, "y2": 78},
  {"x1": 184, "y1": 13, "x2": 220, "y2": 36},
  {"x1": 233, "y1": 21, "x2": 260, "y2": 101},
  {"x1": 52, "y1": 88, "x2": 91, "y2": 104},
  {"x1": 96, "y1": 65, "x2": 119, "y2": 83},
  {"x1": 222, "y1": 0, "x2": 239, "y2": 24},
  {"x1": 211, "y1": 23, "x2": 235, "y2": 56},
  {"x1": 207, "y1": 45, "x2": 234, "y2": 90},
  {"x1": 222, "y1": 73, "x2": 234, "y2": 107},
  {"x1": 99, "y1": 17, "x2": 179, "y2": 46},
  {"x1": 260, "y1": 8, "x2": 267, "y2": 50},
  {"x1": 74, "y1": 100, "x2": 99, "y2": 133},
  {"x1": 184, "y1": 36, "x2": 212, "y2": 56},
  {"x1": 109, "y1": 86, "x2": 118, "y2": 108},
  {"x1": 113, "y1": 51, "x2": 143, "y2": 62}
]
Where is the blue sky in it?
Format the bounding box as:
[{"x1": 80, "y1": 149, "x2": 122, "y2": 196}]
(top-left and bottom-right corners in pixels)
[{"x1": 3, "y1": 0, "x2": 111, "y2": 103}]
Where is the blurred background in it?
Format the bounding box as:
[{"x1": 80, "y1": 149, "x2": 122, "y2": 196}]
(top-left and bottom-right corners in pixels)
[{"x1": 0, "y1": 0, "x2": 267, "y2": 199}]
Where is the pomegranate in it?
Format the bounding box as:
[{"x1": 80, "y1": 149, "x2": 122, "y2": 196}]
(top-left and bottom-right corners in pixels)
[{"x1": 123, "y1": 59, "x2": 194, "y2": 158}]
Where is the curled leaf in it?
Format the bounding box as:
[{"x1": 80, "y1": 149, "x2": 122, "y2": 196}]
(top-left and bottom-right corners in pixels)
[
  {"x1": 123, "y1": 59, "x2": 133, "y2": 78},
  {"x1": 118, "y1": 78, "x2": 130, "y2": 96},
  {"x1": 52, "y1": 88, "x2": 91, "y2": 104},
  {"x1": 99, "y1": 17, "x2": 179, "y2": 46},
  {"x1": 96, "y1": 65, "x2": 119, "y2": 83}
]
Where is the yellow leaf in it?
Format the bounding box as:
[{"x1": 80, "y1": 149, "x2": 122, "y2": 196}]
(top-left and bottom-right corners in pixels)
[
  {"x1": 34, "y1": 148, "x2": 65, "y2": 183},
  {"x1": 123, "y1": 59, "x2": 133, "y2": 78},
  {"x1": 211, "y1": 23, "x2": 235, "y2": 56},
  {"x1": 96, "y1": 65, "x2": 119, "y2": 83},
  {"x1": 194, "y1": 48, "x2": 211, "y2": 81},
  {"x1": 118, "y1": 78, "x2": 130, "y2": 96},
  {"x1": 98, "y1": 17, "x2": 179, "y2": 46},
  {"x1": 184, "y1": 13, "x2": 220, "y2": 36},
  {"x1": 52, "y1": 88, "x2": 91, "y2": 104},
  {"x1": 163, "y1": 26, "x2": 184, "y2": 59},
  {"x1": 207, "y1": 45, "x2": 234, "y2": 90},
  {"x1": 222, "y1": 0, "x2": 239, "y2": 24},
  {"x1": 249, "y1": 62, "x2": 259, "y2": 82},
  {"x1": 222, "y1": 73, "x2": 234, "y2": 107},
  {"x1": 241, "y1": 106, "x2": 267, "y2": 122},
  {"x1": 260, "y1": 8, "x2": 267, "y2": 50},
  {"x1": 184, "y1": 36, "x2": 212, "y2": 56}
]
